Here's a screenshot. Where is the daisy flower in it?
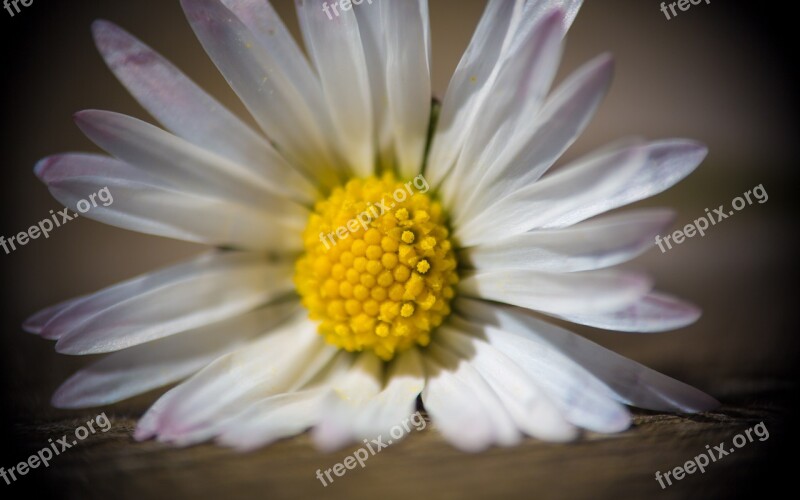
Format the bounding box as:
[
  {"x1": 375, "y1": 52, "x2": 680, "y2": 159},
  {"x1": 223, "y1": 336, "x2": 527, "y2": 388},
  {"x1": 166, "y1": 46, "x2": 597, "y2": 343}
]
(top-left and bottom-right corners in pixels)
[{"x1": 25, "y1": 0, "x2": 718, "y2": 452}]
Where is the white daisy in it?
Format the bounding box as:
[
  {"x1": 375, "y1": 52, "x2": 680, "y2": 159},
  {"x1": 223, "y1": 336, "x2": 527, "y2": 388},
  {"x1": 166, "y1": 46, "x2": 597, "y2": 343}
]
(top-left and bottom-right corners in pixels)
[{"x1": 25, "y1": 0, "x2": 718, "y2": 452}]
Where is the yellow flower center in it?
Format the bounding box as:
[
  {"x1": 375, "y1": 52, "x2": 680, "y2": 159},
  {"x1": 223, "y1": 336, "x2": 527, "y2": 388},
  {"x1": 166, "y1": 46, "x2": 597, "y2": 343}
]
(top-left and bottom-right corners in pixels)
[{"x1": 294, "y1": 174, "x2": 458, "y2": 361}]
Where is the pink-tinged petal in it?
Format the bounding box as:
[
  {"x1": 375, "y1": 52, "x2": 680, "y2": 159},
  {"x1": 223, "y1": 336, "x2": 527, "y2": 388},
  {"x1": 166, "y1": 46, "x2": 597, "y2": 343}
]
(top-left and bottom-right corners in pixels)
[
  {"x1": 555, "y1": 292, "x2": 702, "y2": 332},
  {"x1": 23, "y1": 295, "x2": 88, "y2": 335},
  {"x1": 37, "y1": 154, "x2": 301, "y2": 252},
  {"x1": 73, "y1": 110, "x2": 309, "y2": 227},
  {"x1": 52, "y1": 302, "x2": 298, "y2": 409},
  {"x1": 44, "y1": 252, "x2": 292, "y2": 353},
  {"x1": 140, "y1": 318, "x2": 337, "y2": 446},
  {"x1": 91, "y1": 20, "x2": 318, "y2": 203}
]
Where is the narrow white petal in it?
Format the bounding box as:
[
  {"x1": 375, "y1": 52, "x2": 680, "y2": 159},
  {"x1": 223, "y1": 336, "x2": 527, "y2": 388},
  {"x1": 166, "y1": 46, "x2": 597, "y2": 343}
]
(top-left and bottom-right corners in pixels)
[
  {"x1": 181, "y1": 0, "x2": 343, "y2": 184},
  {"x1": 37, "y1": 154, "x2": 302, "y2": 252},
  {"x1": 437, "y1": 326, "x2": 577, "y2": 441},
  {"x1": 353, "y1": 0, "x2": 393, "y2": 170},
  {"x1": 296, "y1": 0, "x2": 374, "y2": 177},
  {"x1": 548, "y1": 140, "x2": 709, "y2": 227},
  {"x1": 442, "y1": 10, "x2": 564, "y2": 206},
  {"x1": 423, "y1": 342, "x2": 521, "y2": 451},
  {"x1": 47, "y1": 252, "x2": 293, "y2": 353},
  {"x1": 74, "y1": 110, "x2": 309, "y2": 226},
  {"x1": 23, "y1": 295, "x2": 87, "y2": 335},
  {"x1": 383, "y1": 0, "x2": 431, "y2": 178},
  {"x1": 426, "y1": 0, "x2": 523, "y2": 187},
  {"x1": 455, "y1": 142, "x2": 645, "y2": 246},
  {"x1": 311, "y1": 352, "x2": 383, "y2": 452},
  {"x1": 449, "y1": 312, "x2": 630, "y2": 433},
  {"x1": 459, "y1": 269, "x2": 652, "y2": 316},
  {"x1": 216, "y1": 388, "x2": 330, "y2": 451},
  {"x1": 427, "y1": 0, "x2": 582, "y2": 189},
  {"x1": 91, "y1": 20, "x2": 318, "y2": 203},
  {"x1": 142, "y1": 317, "x2": 337, "y2": 444},
  {"x1": 51, "y1": 302, "x2": 298, "y2": 409},
  {"x1": 457, "y1": 298, "x2": 719, "y2": 413},
  {"x1": 452, "y1": 54, "x2": 615, "y2": 224},
  {"x1": 556, "y1": 292, "x2": 702, "y2": 332},
  {"x1": 313, "y1": 348, "x2": 425, "y2": 451},
  {"x1": 460, "y1": 209, "x2": 676, "y2": 273}
]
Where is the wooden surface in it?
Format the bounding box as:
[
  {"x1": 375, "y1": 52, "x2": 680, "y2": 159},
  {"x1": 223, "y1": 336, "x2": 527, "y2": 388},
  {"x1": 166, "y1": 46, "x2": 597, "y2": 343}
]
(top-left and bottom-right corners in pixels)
[{"x1": 5, "y1": 392, "x2": 793, "y2": 499}]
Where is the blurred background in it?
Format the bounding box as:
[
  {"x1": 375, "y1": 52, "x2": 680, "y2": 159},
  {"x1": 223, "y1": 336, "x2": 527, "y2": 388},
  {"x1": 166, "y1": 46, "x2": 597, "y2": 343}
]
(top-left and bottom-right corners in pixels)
[{"x1": 0, "y1": 0, "x2": 797, "y2": 498}]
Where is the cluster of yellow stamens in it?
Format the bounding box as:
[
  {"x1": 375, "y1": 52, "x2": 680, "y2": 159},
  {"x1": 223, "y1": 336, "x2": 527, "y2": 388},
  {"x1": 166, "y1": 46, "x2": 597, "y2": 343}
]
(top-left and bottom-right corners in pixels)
[{"x1": 294, "y1": 174, "x2": 458, "y2": 361}]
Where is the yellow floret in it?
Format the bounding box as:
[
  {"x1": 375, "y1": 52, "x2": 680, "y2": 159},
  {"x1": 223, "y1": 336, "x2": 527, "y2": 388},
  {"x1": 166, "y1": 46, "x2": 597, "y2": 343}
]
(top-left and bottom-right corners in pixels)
[{"x1": 294, "y1": 173, "x2": 458, "y2": 361}]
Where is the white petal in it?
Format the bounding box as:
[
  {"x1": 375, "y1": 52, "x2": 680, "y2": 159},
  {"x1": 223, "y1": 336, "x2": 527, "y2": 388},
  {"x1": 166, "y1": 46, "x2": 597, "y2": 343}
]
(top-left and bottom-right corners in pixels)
[
  {"x1": 311, "y1": 352, "x2": 383, "y2": 452},
  {"x1": 451, "y1": 54, "x2": 615, "y2": 224},
  {"x1": 454, "y1": 141, "x2": 645, "y2": 246},
  {"x1": 383, "y1": 0, "x2": 431, "y2": 178},
  {"x1": 216, "y1": 388, "x2": 330, "y2": 451},
  {"x1": 449, "y1": 311, "x2": 630, "y2": 433},
  {"x1": 457, "y1": 298, "x2": 719, "y2": 413},
  {"x1": 73, "y1": 110, "x2": 309, "y2": 226},
  {"x1": 441, "y1": 10, "x2": 565, "y2": 207},
  {"x1": 312, "y1": 348, "x2": 425, "y2": 451},
  {"x1": 436, "y1": 325, "x2": 577, "y2": 441},
  {"x1": 423, "y1": 341, "x2": 521, "y2": 451},
  {"x1": 425, "y1": 0, "x2": 523, "y2": 187},
  {"x1": 51, "y1": 301, "x2": 299, "y2": 409},
  {"x1": 37, "y1": 154, "x2": 302, "y2": 252},
  {"x1": 547, "y1": 139, "x2": 708, "y2": 227},
  {"x1": 296, "y1": 0, "x2": 374, "y2": 177},
  {"x1": 23, "y1": 295, "x2": 87, "y2": 335},
  {"x1": 353, "y1": 0, "x2": 393, "y2": 170},
  {"x1": 427, "y1": 0, "x2": 583, "y2": 189},
  {"x1": 139, "y1": 317, "x2": 337, "y2": 444},
  {"x1": 459, "y1": 268, "x2": 652, "y2": 316},
  {"x1": 91, "y1": 20, "x2": 317, "y2": 203},
  {"x1": 181, "y1": 0, "x2": 343, "y2": 185},
  {"x1": 47, "y1": 252, "x2": 293, "y2": 353},
  {"x1": 460, "y1": 209, "x2": 676, "y2": 273},
  {"x1": 555, "y1": 292, "x2": 702, "y2": 332}
]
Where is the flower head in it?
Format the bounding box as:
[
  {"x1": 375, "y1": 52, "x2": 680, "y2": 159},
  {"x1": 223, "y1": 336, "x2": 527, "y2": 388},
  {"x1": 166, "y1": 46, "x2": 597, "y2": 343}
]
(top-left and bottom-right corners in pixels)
[{"x1": 26, "y1": 0, "x2": 717, "y2": 452}]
